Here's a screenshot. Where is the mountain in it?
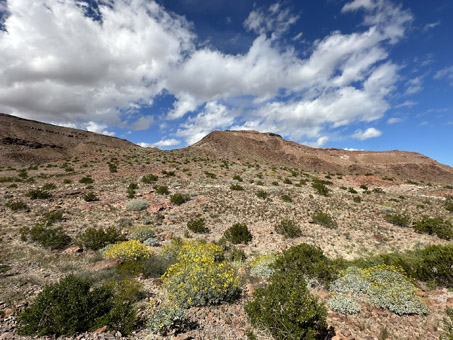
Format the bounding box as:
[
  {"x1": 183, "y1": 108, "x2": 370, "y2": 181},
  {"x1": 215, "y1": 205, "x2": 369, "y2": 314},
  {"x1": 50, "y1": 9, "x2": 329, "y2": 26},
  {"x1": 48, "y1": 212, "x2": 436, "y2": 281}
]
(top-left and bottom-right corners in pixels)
[
  {"x1": 190, "y1": 130, "x2": 453, "y2": 184},
  {"x1": 0, "y1": 113, "x2": 138, "y2": 166}
]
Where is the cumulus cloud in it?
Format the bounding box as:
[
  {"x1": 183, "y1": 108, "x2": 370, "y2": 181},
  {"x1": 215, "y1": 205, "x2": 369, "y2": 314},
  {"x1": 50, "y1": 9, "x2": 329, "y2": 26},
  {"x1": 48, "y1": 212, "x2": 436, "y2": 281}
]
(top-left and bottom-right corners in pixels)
[
  {"x1": 139, "y1": 139, "x2": 180, "y2": 148},
  {"x1": 387, "y1": 117, "x2": 402, "y2": 124},
  {"x1": 85, "y1": 122, "x2": 115, "y2": 136},
  {"x1": 352, "y1": 127, "x2": 382, "y2": 140},
  {"x1": 0, "y1": 0, "x2": 413, "y2": 146}
]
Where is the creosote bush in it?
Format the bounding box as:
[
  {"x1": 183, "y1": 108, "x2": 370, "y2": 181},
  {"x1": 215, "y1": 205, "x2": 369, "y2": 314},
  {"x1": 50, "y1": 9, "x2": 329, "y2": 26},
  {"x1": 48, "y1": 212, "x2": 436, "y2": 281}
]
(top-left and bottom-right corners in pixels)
[
  {"x1": 170, "y1": 193, "x2": 190, "y2": 206},
  {"x1": 230, "y1": 184, "x2": 244, "y2": 191},
  {"x1": 77, "y1": 227, "x2": 125, "y2": 250},
  {"x1": 187, "y1": 218, "x2": 208, "y2": 233},
  {"x1": 311, "y1": 211, "x2": 338, "y2": 229},
  {"x1": 245, "y1": 272, "x2": 332, "y2": 340},
  {"x1": 21, "y1": 224, "x2": 71, "y2": 249},
  {"x1": 274, "y1": 219, "x2": 301, "y2": 238},
  {"x1": 162, "y1": 241, "x2": 241, "y2": 308},
  {"x1": 5, "y1": 200, "x2": 28, "y2": 211},
  {"x1": 141, "y1": 174, "x2": 158, "y2": 183},
  {"x1": 223, "y1": 223, "x2": 252, "y2": 244},
  {"x1": 79, "y1": 176, "x2": 94, "y2": 184},
  {"x1": 255, "y1": 190, "x2": 268, "y2": 199},
  {"x1": 414, "y1": 216, "x2": 452, "y2": 240},
  {"x1": 384, "y1": 213, "x2": 410, "y2": 227},
  {"x1": 445, "y1": 196, "x2": 453, "y2": 212},
  {"x1": 18, "y1": 275, "x2": 137, "y2": 336},
  {"x1": 26, "y1": 188, "x2": 51, "y2": 199},
  {"x1": 83, "y1": 192, "x2": 98, "y2": 202},
  {"x1": 154, "y1": 185, "x2": 169, "y2": 195},
  {"x1": 312, "y1": 181, "x2": 330, "y2": 196}
]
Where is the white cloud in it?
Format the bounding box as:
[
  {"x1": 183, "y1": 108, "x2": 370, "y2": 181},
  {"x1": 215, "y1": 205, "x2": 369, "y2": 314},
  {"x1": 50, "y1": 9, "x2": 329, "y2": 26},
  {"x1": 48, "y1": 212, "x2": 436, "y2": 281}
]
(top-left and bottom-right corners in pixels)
[
  {"x1": 85, "y1": 122, "x2": 115, "y2": 136},
  {"x1": 139, "y1": 139, "x2": 180, "y2": 148},
  {"x1": 434, "y1": 66, "x2": 453, "y2": 85},
  {"x1": 305, "y1": 136, "x2": 329, "y2": 148},
  {"x1": 351, "y1": 127, "x2": 382, "y2": 140},
  {"x1": 344, "y1": 147, "x2": 364, "y2": 151},
  {"x1": 395, "y1": 100, "x2": 417, "y2": 108},
  {"x1": 130, "y1": 116, "x2": 154, "y2": 131},
  {"x1": 405, "y1": 76, "x2": 423, "y2": 95},
  {"x1": 387, "y1": 117, "x2": 402, "y2": 124},
  {"x1": 423, "y1": 21, "x2": 440, "y2": 32}
]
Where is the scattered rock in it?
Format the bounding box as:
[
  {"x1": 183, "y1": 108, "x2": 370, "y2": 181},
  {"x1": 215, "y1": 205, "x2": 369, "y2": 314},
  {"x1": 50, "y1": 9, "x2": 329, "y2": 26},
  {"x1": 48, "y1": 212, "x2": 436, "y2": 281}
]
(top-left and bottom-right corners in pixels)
[
  {"x1": 63, "y1": 246, "x2": 83, "y2": 254},
  {"x1": 91, "y1": 258, "x2": 123, "y2": 271},
  {"x1": 94, "y1": 325, "x2": 108, "y2": 334}
]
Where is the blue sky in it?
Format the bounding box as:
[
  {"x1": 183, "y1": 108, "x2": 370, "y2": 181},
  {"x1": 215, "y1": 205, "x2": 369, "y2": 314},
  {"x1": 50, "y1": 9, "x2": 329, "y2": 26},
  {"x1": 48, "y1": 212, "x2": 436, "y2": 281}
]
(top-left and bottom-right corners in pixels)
[{"x1": 0, "y1": 0, "x2": 452, "y2": 165}]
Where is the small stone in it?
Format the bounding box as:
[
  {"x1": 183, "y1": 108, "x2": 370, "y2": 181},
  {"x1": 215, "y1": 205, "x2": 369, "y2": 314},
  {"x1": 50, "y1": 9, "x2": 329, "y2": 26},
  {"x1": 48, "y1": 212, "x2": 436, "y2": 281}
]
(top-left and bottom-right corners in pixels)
[
  {"x1": 245, "y1": 284, "x2": 255, "y2": 297},
  {"x1": 238, "y1": 267, "x2": 246, "y2": 275},
  {"x1": 342, "y1": 330, "x2": 352, "y2": 337},
  {"x1": 94, "y1": 325, "x2": 108, "y2": 333},
  {"x1": 3, "y1": 308, "x2": 13, "y2": 317},
  {"x1": 0, "y1": 333, "x2": 14, "y2": 340},
  {"x1": 63, "y1": 246, "x2": 83, "y2": 254},
  {"x1": 91, "y1": 258, "x2": 122, "y2": 271},
  {"x1": 447, "y1": 297, "x2": 453, "y2": 307}
]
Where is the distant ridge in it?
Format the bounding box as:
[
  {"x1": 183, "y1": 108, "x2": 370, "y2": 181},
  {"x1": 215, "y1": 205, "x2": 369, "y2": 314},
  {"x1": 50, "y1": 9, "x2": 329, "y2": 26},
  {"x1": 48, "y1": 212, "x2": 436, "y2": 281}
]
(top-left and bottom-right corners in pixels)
[
  {"x1": 0, "y1": 113, "x2": 137, "y2": 166},
  {"x1": 189, "y1": 130, "x2": 453, "y2": 184}
]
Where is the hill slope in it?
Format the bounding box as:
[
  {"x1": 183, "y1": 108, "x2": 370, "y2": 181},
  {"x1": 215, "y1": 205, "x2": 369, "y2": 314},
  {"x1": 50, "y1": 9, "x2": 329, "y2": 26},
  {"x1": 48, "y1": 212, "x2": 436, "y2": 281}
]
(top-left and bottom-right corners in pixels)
[
  {"x1": 190, "y1": 130, "x2": 453, "y2": 184},
  {"x1": 0, "y1": 113, "x2": 138, "y2": 166}
]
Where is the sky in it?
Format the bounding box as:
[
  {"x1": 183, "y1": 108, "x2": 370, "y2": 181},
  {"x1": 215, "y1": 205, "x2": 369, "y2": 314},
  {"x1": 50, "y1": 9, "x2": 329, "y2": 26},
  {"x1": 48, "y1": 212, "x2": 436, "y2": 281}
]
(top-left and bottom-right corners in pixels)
[{"x1": 0, "y1": 0, "x2": 452, "y2": 166}]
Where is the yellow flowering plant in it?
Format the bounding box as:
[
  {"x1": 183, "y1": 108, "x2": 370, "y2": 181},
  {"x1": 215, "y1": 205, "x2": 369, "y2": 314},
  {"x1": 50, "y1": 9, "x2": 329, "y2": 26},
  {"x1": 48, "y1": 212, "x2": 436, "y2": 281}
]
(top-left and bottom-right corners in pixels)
[{"x1": 104, "y1": 240, "x2": 152, "y2": 261}]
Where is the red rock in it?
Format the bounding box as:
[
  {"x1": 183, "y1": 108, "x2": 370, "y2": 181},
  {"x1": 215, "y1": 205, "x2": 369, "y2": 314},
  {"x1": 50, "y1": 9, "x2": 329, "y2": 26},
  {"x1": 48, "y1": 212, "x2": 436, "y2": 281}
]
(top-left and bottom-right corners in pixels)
[
  {"x1": 148, "y1": 203, "x2": 170, "y2": 213},
  {"x1": 238, "y1": 267, "x2": 246, "y2": 275},
  {"x1": 447, "y1": 297, "x2": 453, "y2": 307},
  {"x1": 91, "y1": 258, "x2": 122, "y2": 271},
  {"x1": 94, "y1": 325, "x2": 107, "y2": 333},
  {"x1": 63, "y1": 246, "x2": 83, "y2": 254},
  {"x1": 3, "y1": 308, "x2": 13, "y2": 317},
  {"x1": 245, "y1": 284, "x2": 255, "y2": 297}
]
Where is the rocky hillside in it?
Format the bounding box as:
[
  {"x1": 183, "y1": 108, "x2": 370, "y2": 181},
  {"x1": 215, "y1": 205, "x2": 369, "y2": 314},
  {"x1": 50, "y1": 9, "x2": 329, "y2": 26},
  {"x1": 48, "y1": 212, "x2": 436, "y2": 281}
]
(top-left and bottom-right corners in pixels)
[
  {"x1": 0, "y1": 113, "x2": 137, "y2": 166},
  {"x1": 191, "y1": 130, "x2": 453, "y2": 184}
]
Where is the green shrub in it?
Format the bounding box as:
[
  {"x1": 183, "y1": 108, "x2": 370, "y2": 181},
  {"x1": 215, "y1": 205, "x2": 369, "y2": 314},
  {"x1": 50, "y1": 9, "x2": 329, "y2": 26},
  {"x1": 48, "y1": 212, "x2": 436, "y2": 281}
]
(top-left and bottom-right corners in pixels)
[
  {"x1": 329, "y1": 267, "x2": 370, "y2": 295},
  {"x1": 273, "y1": 243, "x2": 341, "y2": 287},
  {"x1": 125, "y1": 199, "x2": 149, "y2": 211},
  {"x1": 233, "y1": 175, "x2": 243, "y2": 182},
  {"x1": 274, "y1": 219, "x2": 301, "y2": 238},
  {"x1": 348, "y1": 187, "x2": 358, "y2": 194},
  {"x1": 154, "y1": 185, "x2": 169, "y2": 195},
  {"x1": 42, "y1": 183, "x2": 57, "y2": 190},
  {"x1": 187, "y1": 218, "x2": 208, "y2": 233},
  {"x1": 109, "y1": 163, "x2": 118, "y2": 173},
  {"x1": 141, "y1": 174, "x2": 158, "y2": 183},
  {"x1": 223, "y1": 223, "x2": 252, "y2": 244},
  {"x1": 311, "y1": 211, "x2": 338, "y2": 229},
  {"x1": 41, "y1": 210, "x2": 64, "y2": 225},
  {"x1": 414, "y1": 216, "x2": 452, "y2": 240},
  {"x1": 79, "y1": 176, "x2": 94, "y2": 184},
  {"x1": 18, "y1": 275, "x2": 136, "y2": 336},
  {"x1": 205, "y1": 171, "x2": 216, "y2": 179},
  {"x1": 441, "y1": 307, "x2": 453, "y2": 340},
  {"x1": 227, "y1": 246, "x2": 246, "y2": 262},
  {"x1": 148, "y1": 305, "x2": 186, "y2": 335},
  {"x1": 283, "y1": 178, "x2": 292, "y2": 185},
  {"x1": 416, "y1": 245, "x2": 453, "y2": 287},
  {"x1": 83, "y1": 192, "x2": 98, "y2": 202},
  {"x1": 250, "y1": 254, "x2": 276, "y2": 277},
  {"x1": 21, "y1": 224, "x2": 71, "y2": 249},
  {"x1": 245, "y1": 272, "x2": 331, "y2": 340},
  {"x1": 328, "y1": 295, "x2": 360, "y2": 314},
  {"x1": 281, "y1": 194, "x2": 292, "y2": 203},
  {"x1": 77, "y1": 227, "x2": 125, "y2": 250},
  {"x1": 255, "y1": 190, "x2": 268, "y2": 199},
  {"x1": 353, "y1": 196, "x2": 362, "y2": 203},
  {"x1": 63, "y1": 179, "x2": 72, "y2": 184},
  {"x1": 162, "y1": 241, "x2": 241, "y2": 308},
  {"x1": 230, "y1": 184, "x2": 244, "y2": 191},
  {"x1": 312, "y1": 182, "x2": 330, "y2": 196},
  {"x1": 130, "y1": 227, "x2": 155, "y2": 242},
  {"x1": 5, "y1": 200, "x2": 28, "y2": 211},
  {"x1": 26, "y1": 189, "x2": 51, "y2": 199},
  {"x1": 104, "y1": 240, "x2": 152, "y2": 261},
  {"x1": 170, "y1": 193, "x2": 190, "y2": 206},
  {"x1": 116, "y1": 255, "x2": 172, "y2": 279},
  {"x1": 126, "y1": 183, "x2": 138, "y2": 198},
  {"x1": 372, "y1": 187, "x2": 385, "y2": 194},
  {"x1": 359, "y1": 184, "x2": 368, "y2": 190},
  {"x1": 445, "y1": 196, "x2": 453, "y2": 213},
  {"x1": 384, "y1": 213, "x2": 410, "y2": 227}
]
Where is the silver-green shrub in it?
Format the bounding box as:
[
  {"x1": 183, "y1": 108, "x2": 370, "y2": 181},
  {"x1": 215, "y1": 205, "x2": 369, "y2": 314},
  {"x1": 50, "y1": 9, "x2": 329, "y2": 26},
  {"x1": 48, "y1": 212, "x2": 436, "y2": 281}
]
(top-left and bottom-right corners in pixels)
[
  {"x1": 143, "y1": 237, "x2": 160, "y2": 247},
  {"x1": 125, "y1": 199, "x2": 149, "y2": 211},
  {"x1": 328, "y1": 295, "x2": 360, "y2": 314},
  {"x1": 148, "y1": 305, "x2": 185, "y2": 335},
  {"x1": 130, "y1": 227, "x2": 155, "y2": 242},
  {"x1": 329, "y1": 267, "x2": 370, "y2": 295},
  {"x1": 250, "y1": 254, "x2": 276, "y2": 277}
]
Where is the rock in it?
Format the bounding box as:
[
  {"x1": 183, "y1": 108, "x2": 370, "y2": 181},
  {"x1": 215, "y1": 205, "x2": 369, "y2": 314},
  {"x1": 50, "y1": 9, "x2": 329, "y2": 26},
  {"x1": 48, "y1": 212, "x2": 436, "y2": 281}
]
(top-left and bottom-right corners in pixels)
[
  {"x1": 245, "y1": 284, "x2": 255, "y2": 297},
  {"x1": 0, "y1": 333, "x2": 14, "y2": 340},
  {"x1": 3, "y1": 308, "x2": 13, "y2": 317},
  {"x1": 63, "y1": 246, "x2": 83, "y2": 254},
  {"x1": 238, "y1": 267, "x2": 246, "y2": 275},
  {"x1": 94, "y1": 325, "x2": 108, "y2": 333},
  {"x1": 447, "y1": 297, "x2": 453, "y2": 307},
  {"x1": 91, "y1": 258, "x2": 123, "y2": 271},
  {"x1": 148, "y1": 203, "x2": 170, "y2": 213},
  {"x1": 172, "y1": 334, "x2": 194, "y2": 340}
]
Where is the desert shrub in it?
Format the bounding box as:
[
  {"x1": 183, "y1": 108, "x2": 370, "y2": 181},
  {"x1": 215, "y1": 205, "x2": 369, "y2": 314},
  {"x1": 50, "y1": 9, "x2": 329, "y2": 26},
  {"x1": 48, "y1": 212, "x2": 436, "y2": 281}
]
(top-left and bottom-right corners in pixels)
[
  {"x1": 108, "y1": 163, "x2": 118, "y2": 173},
  {"x1": 125, "y1": 199, "x2": 149, "y2": 211},
  {"x1": 348, "y1": 187, "x2": 358, "y2": 194},
  {"x1": 233, "y1": 175, "x2": 243, "y2": 182},
  {"x1": 312, "y1": 211, "x2": 338, "y2": 229},
  {"x1": 148, "y1": 305, "x2": 186, "y2": 335},
  {"x1": 26, "y1": 189, "x2": 51, "y2": 199},
  {"x1": 312, "y1": 182, "x2": 330, "y2": 196},
  {"x1": 129, "y1": 226, "x2": 155, "y2": 242},
  {"x1": 141, "y1": 174, "x2": 158, "y2": 183},
  {"x1": 79, "y1": 176, "x2": 94, "y2": 184},
  {"x1": 116, "y1": 254, "x2": 173, "y2": 279},
  {"x1": 227, "y1": 246, "x2": 246, "y2": 262},
  {"x1": 353, "y1": 196, "x2": 362, "y2": 203},
  {"x1": 230, "y1": 184, "x2": 244, "y2": 191},
  {"x1": 77, "y1": 227, "x2": 125, "y2": 250},
  {"x1": 5, "y1": 200, "x2": 28, "y2": 211},
  {"x1": 359, "y1": 184, "x2": 368, "y2": 190},
  {"x1": 154, "y1": 185, "x2": 169, "y2": 195},
  {"x1": 273, "y1": 243, "x2": 342, "y2": 287},
  {"x1": 328, "y1": 295, "x2": 360, "y2": 314},
  {"x1": 187, "y1": 218, "x2": 208, "y2": 233},
  {"x1": 41, "y1": 210, "x2": 64, "y2": 225},
  {"x1": 384, "y1": 213, "x2": 410, "y2": 227},
  {"x1": 42, "y1": 183, "x2": 57, "y2": 190},
  {"x1": 170, "y1": 193, "x2": 190, "y2": 206},
  {"x1": 255, "y1": 190, "x2": 268, "y2": 199},
  {"x1": 223, "y1": 223, "x2": 252, "y2": 244},
  {"x1": 245, "y1": 272, "x2": 331, "y2": 340},
  {"x1": 372, "y1": 187, "x2": 385, "y2": 194},
  {"x1": 441, "y1": 307, "x2": 453, "y2": 340},
  {"x1": 162, "y1": 241, "x2": 241, "y2": 308},
  {"x1": 63, "y1": 179, "x2": 72, "y2": 184},
  {"x1": 281, "y1": 194, "x2": 292, "y2": 203},
  {"x1": 21, "y1": 224, "x2": 71, "y2": 249},
  {"x1": 283, "y1": 178, "x2": 292, "y2": 184},
  {"x1": 250, "y1": 254, "x2": 276, "y2": 277},
  {"x1": 162, "y1": 170, "x2": 176, "y2": 177},
  {"x1": 18, "y1": 275, "x2": 136, "y2": 336},
  {"x1": 274, "y1": 219, "x2": 301, "y2": 238},
  {"x1": 445, "y1": 196, "x2": 453, "y2": 213},
  {"x1": 329, "y1": 267, "x2": 370, "y2": 295},
  {"x1": 416, "y1": 244, "x2": 453, "y2": 287},
  {"x1": 127, "y1": 183, "x2": 138, "y2": 198},
  {"x1": 414, "y1": 216, "x2": 452, "y2": 240},
  {"x1": 362, "y1": 265, "x2": 427, "y2": 315},
  {"x1": 205, "y1": 171, "x2": 216, "y2": 179},
  {"x1": 143, "y1": 237, "x2": 160, "y2": 247},
  {"x1": 83, "y1": 192, "x2": 98, "y2": 202},
  {"x1": 104, "y1": 240, "x2": 152, "y2": 261}
]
